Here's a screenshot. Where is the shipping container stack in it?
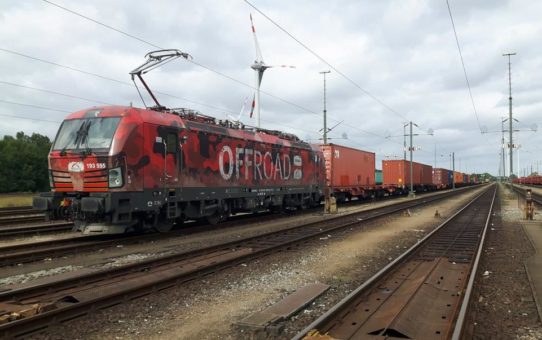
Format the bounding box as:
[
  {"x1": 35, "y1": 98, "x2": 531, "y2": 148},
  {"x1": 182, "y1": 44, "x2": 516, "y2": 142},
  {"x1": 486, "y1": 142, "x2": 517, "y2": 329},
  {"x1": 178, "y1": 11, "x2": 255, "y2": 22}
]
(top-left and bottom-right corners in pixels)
[{"x1": 382, "y1": 159, "x2": 435, "y2": 194}]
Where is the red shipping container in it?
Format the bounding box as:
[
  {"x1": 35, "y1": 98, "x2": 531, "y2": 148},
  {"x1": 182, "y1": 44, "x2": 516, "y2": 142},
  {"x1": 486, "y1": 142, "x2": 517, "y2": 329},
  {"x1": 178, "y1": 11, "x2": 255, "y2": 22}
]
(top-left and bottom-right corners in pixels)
[
  {"x1": 454, "y1": 171, "x2": 464, "y2": 184},
  {"x1": 382, "y1": 160, "x2": 432, "y2": 187},
  {"x1": 433, "y1": 168, "x2": 451, "y2": 188},
  {"x1": 320, "y1": 144, "x2": 375, "y2": 189}
]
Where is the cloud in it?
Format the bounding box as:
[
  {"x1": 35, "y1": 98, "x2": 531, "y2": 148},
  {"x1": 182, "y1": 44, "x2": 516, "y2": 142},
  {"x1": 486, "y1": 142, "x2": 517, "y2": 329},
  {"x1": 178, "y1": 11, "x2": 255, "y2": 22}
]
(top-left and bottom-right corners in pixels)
[{"x1": 0, "y1": 0, "x2": 541, "y2": 175}]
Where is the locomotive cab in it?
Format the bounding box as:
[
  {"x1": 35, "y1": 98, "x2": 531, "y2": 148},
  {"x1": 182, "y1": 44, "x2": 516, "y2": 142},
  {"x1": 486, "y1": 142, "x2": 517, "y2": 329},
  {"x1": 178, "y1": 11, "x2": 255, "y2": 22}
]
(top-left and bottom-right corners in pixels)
[{"x1": 33, "y1": 107, "x2": 143, "y2": 234}]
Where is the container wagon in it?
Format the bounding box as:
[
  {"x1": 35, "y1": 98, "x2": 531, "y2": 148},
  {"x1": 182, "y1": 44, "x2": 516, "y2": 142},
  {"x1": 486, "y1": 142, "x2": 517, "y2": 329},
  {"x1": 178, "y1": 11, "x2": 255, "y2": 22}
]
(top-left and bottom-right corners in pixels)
[
  {"x1": 382, "y1": 160, "x2": 434, "y2": 194},
  {"x1": 453, "y1": 171, "x2": 464, "y2": 186},
  {"x1": 320, "y1": 144, "x2": 376, "y2": 202},
  {"x1": 375, "y1": 169, "x2": 383, "y2": 185},
  {"x1": 432, "y1": 168, "x2": 452, "y2": 189}
]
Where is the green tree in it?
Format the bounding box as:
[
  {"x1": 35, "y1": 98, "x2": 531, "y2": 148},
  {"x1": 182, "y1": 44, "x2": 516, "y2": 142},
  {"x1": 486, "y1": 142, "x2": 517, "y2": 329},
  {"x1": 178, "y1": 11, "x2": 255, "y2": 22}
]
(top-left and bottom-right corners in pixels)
[{"x1": 0, "y1": 132, "x2": 51, "y2": 193}]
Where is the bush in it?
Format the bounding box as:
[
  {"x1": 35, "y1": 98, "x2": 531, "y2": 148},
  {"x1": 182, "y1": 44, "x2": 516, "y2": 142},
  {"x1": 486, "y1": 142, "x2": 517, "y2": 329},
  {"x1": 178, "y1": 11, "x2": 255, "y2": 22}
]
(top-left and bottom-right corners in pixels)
[{"x1": 0, "y1": 132, "x2": 51, "y2": 193}]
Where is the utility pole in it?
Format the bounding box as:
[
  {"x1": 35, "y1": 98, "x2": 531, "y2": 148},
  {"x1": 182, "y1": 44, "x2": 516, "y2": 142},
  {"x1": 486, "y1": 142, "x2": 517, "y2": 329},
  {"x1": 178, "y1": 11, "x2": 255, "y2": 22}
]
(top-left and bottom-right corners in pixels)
[
  {"x1": 434, "y1": 144, "x2": 437, "y2": 168},
  {"x1": 409, "y1": 121, "x2": 415, "y2": 198},
  {"x1": 452, "y1": 152, "x2": 455, "y2": 189},
  {"x1": 320, "y1": 70, "x2": 331, "y2": 145},
  {"x1": 403, "y1": 123, "x2": 408, "y2": 189},
  {"x1": 503, "y1": 52, "x2": 516, "y2": 177},
  {"x1": 403, "y1": 123, "x2": 408, "y2": 162},
  {"x1": 501, "y1": 117, "x2": 507, "y2": 179}
]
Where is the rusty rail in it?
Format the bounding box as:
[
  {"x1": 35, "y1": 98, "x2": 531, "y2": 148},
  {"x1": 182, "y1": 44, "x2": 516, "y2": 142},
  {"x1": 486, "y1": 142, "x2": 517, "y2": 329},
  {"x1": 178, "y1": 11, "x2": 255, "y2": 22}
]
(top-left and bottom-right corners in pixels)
[
  {"x1": 0, "y1": 186, "x2": 478, "y2": 266},
  {"x1": 293, "y1": 184, "x2": 496, "y2": 340},
  {"x1": 0, "y1": 186, "x2": 480, "y2": 337}
]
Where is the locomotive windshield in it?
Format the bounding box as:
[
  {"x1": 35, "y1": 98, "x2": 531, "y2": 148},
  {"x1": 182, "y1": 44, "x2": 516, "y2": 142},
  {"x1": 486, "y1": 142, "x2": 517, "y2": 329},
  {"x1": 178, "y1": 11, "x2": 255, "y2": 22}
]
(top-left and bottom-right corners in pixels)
[{"x1": 53, "y1": 117, "x2": 121, "y2": 151}]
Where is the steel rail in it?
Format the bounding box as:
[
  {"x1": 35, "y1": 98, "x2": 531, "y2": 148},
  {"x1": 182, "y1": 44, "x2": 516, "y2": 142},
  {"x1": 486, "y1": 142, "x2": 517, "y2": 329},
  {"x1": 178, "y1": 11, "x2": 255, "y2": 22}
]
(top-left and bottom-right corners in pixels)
[
  {"x1": 0, "y1": 215, "x2": 45, "y2": 226},
  {"x1": 0, "y1": 222, "x2": 73, "y2": 238},
  {"x1": 292, "y1": 184, "x2": 496, "y2": 340},
  {"x1": 510, "y1": 183, "x2": 542, "y2": 205},
  {"x1": 0, "y1": 208, "x2": 35, "y2": 218},
  {"x1": 0, "y1": 186, "x2": 481, "y2": 337},
  {"x1": 0, "y1": 187, "x2": 476, "y2": 266},
  {"x1": 451, "y1": 183, "x2": 496, "y2": 338}
]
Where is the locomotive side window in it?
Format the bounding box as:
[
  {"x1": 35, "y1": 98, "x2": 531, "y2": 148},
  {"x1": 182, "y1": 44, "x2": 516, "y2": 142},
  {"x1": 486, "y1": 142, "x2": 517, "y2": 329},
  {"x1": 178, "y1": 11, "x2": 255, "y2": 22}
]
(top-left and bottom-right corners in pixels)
[{"x1": 166, "y1": 133, "x2": 177, "y2": 153}]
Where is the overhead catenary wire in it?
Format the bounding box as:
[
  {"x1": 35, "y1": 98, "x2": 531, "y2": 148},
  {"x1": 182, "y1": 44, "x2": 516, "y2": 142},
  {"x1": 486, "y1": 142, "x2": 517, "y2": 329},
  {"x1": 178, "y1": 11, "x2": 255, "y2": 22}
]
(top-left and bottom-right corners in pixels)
[
  {"x1": 445, "y1": 0, "x2": 483, "y2": 134},
  {"x1": 0, "y1": 99, "x2": 71, "y2": 113},
  {"x1": 40, "y1": 0, "x2": 320, "y2": 117},
  {"x1": 1, "y1": 80, "x2": 323, "y2": 138},
  {"x1": 38, "y1": 0, "x2": 395, "y2": 142},
  {"x1": 0, "y1": 48, "x2": 238, "y2": 116},
  {"x1": 0, "y1": 113, "x2": 61, "y2": 124},
  {"x1": 243, "y1": 0, "x2": 410, "y2": 123},
  {"x1": 0, "y1": 81, "x2": 113, "y2": 106}
]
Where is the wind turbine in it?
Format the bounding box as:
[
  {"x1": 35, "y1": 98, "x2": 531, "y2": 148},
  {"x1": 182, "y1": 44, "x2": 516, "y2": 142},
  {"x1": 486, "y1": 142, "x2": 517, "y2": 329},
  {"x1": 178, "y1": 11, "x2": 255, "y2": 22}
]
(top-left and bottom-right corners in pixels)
[
  {"x1": 227, "y1": 96, "x2": 249, "y2": 123},
  {"x1": 249, "y1": 14, "x2": 295, "y2": 128}
]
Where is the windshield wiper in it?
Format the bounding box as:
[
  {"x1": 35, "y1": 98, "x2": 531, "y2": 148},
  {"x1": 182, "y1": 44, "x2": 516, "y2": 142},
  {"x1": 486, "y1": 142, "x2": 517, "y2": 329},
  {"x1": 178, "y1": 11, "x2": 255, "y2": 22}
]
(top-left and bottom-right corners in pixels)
[
  {"x1": 73, "y1": 121, "x2": 88, "y2": 148},
  {"x1": 80, "y1": 121, "x2": 93, "y2": 157}
]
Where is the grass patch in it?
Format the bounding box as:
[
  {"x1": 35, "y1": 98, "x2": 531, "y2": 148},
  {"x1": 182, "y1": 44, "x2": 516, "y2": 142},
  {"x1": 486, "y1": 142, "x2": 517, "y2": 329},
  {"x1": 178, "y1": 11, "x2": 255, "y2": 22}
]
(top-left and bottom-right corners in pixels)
[{"x1": 0, "y1": 193, "x2": 34, "y2": 208}]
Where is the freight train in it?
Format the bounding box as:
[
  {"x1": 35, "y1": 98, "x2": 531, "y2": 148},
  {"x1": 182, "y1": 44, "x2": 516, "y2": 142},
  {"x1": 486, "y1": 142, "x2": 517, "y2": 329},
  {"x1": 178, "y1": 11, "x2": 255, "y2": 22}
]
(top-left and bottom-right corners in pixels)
[
  {"x1": 319, "y1": 144, "x2": 477, "y2": 202},
  {"x1": 32, "y1": 108, "x2": 477, "y2": 234},
  {"x1": 32, "y1": 50, "x2": 477, "y2": 234},
  {"x1": 513, "y1": 176, "x2": 542, "y2": 185}
]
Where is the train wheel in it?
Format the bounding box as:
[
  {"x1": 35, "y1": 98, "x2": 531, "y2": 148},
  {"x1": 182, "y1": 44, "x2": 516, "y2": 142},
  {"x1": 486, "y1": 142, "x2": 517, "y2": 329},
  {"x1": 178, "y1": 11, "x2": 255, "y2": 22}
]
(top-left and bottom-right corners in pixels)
[
  {"x1": 270, "y1": 205, "x2": 283, "y2": 214},
  {"x1": 154, "y1": 217, "x2": 174, "y2": 233},
  {"x1": 206, "y1": 212, "x2": 221, "y2": 225},
  {"x1": 154, "y1": 221, "x2": 173, "y2": 233}
]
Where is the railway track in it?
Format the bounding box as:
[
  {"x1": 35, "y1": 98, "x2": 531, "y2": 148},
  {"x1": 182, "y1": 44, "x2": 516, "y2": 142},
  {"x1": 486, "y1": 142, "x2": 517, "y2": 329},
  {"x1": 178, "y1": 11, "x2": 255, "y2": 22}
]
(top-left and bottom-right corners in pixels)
[
  {"x1": 0, "y1": 208, "x2": 71, "y2": 238},
  {"x1": 0, "y1": 207, "x2": 33, "y2": 218},
  {"x1": 510, "y1": 183, "x2": 542, "y2": 205},
  {"x1": 293, "y1": 184, "x2": 496, "y2": 340},
  {"x1": 0, "y1": 186, "x2": 483, "y2": 337},
  {"x1": 0, "y1": 187, "x2": 477, "y2": 266},
  {"x1": 0, "y1": 215, "x2": 46, "y2": 227},
  {"x1": 0, "y1": 222, "x2": 73, "y2": 238}
]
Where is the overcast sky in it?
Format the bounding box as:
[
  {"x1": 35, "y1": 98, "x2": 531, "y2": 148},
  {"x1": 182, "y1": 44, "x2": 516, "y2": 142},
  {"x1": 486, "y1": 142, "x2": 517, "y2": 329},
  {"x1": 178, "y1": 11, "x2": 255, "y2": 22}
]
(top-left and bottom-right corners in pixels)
[{"x1": 1, "y1": 0, "x2": 541, "y2": 176}]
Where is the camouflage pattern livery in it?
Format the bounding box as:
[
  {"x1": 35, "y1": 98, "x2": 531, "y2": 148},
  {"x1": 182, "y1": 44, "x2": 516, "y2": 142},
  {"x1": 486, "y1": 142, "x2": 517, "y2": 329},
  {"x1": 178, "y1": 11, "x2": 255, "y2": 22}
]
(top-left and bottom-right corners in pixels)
[{"x1": 34, "y1": 106, "x2": 325, "y2": 233}]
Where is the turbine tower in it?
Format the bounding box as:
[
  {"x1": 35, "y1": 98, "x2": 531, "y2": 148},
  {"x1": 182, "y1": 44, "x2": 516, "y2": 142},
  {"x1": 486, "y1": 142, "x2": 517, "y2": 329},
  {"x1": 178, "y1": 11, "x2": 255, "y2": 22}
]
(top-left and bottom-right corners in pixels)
[{"x1": 249, "y1": 14, "x2": 294, "y2": 128}]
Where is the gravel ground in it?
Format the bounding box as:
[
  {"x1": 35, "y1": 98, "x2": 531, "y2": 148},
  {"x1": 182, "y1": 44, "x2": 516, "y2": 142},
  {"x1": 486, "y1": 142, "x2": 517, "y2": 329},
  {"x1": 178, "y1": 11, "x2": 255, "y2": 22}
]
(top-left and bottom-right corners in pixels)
[
  {"x1": 463, "y1": 184, "x2": 542, "y2": 339},
  {"x1": 28, "y1": 187, "x2": 486, "y2": 339},
  {"x1": 0, "y1": 190, "x2": 451, "y2": 285}
]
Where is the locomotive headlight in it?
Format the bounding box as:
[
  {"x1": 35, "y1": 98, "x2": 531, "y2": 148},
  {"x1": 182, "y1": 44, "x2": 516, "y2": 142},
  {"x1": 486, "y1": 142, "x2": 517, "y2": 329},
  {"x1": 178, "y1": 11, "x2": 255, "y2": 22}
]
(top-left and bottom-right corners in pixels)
[{"x1": 108, "y1": 167, "x2": 123, "y2": 188}]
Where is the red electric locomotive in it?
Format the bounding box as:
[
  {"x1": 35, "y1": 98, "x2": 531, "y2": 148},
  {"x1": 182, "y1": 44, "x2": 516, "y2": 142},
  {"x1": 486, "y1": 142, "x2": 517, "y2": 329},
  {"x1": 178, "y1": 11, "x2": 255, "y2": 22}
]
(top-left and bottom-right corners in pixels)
[
  {"x1": 33, "y1": 106, "x2": 325, "y2": 234},
  {"x1": 33, "y1": 50, "x2": 325, "y2": 233}
]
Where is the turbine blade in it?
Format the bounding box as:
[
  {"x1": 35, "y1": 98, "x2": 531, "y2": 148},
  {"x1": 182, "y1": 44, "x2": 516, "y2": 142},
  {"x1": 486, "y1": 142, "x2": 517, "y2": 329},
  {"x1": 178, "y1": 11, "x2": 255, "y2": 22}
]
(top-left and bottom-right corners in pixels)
[
  {"x1": 249, "y1": 93, "x2": 256, "y2": 118},
  {"x1": 267, "y1": 64, "x2": 296, "y2": 69},
  {"x1": 250, "y1": 14, "x2": 264, "y2": 62},
  {"x1": 237, "y1": 96, "x2": 249, "y2": 120}
]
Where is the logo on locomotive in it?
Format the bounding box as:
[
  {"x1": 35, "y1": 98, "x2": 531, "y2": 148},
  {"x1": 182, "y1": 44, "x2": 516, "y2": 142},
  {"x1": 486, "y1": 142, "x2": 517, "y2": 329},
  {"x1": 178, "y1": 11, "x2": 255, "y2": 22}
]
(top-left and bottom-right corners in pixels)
[{"x1": 218, "y1": 146, "x2": 302, "y2": 181}]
